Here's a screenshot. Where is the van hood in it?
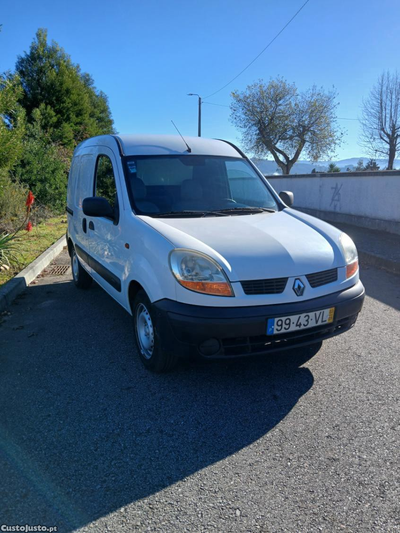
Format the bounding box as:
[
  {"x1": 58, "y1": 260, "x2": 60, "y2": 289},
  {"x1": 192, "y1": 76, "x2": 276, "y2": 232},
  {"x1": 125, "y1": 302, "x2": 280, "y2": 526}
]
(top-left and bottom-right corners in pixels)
[{"x1": 141, "y1": 210, "x2": 345, "y2": 281}]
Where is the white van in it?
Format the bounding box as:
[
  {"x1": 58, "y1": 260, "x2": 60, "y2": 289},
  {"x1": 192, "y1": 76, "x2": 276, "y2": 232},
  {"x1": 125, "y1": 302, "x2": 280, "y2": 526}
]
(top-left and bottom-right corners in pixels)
[{"x1": 66, "y1": 134, "x2": 364, "y2": 372}]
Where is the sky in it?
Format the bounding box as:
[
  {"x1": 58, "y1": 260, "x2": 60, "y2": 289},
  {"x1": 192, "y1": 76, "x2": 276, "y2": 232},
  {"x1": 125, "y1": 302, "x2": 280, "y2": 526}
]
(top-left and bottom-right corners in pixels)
[{"x1": 1, "y1": 0, "x2": 400, "y2": 160}]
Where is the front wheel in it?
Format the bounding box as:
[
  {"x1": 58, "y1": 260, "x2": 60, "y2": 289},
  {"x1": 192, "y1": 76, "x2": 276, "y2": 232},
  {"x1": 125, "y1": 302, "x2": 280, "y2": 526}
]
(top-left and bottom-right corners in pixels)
[
  {"x1": 132, "y1": 290, "x2": 178, "y2": 372},
  {"x1": 71, "y1": 248, "x2": 92, "y2": 289}
]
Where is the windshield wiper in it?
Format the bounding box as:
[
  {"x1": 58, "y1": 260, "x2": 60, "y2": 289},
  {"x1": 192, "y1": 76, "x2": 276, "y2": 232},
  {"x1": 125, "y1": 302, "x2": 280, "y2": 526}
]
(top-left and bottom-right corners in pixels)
[
  {"x1": 211, "y1": 207, "x2": 277, "y2": 215},
  {"x1": 153, "y1": 210, "x2": 229, "y2": 218},
  {"x1": 151, "y1": 207, "x2": 276, "y2": 218}
]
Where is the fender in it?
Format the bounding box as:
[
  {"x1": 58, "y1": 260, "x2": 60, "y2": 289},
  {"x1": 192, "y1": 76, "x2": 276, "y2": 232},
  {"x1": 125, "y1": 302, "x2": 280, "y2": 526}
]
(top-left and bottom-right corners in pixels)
[{"x1": 123, "y1": 252, "x2": 177, "y2": 312}]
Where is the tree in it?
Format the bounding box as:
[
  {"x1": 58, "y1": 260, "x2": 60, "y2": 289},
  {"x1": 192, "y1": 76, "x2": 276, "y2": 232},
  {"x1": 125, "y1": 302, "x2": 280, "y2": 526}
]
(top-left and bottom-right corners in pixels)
[
  {"x1": 364, "y1": 158, "x2": 380, "y2": 171},
  {"x1": 361, "y1": 71, "x2": 400, "y2": 170},
  {"x1": 0, "y1": 73, "x2": 29, "y2": 231},
  {"x1": 355, "y1": 159, "x2": 365, "y2": 171},
  {"x1": 15, "y1": 29, "x2": 114, "y2": 149},
  {"x1": 7, "y1": 28, "x2": 115, "y2": 212},
  {"x1": 327, "y1": 162, "x2": 340, "y2": 172},
  {"x1": 0, "y1": 73, "x2": 26, "y2": 170},
  {"x1": 230, "y1": 78, "x2": 343, "y2": 174},
  {"x1": 14, "y1": 106, "x2": 69, "y2": 211}
]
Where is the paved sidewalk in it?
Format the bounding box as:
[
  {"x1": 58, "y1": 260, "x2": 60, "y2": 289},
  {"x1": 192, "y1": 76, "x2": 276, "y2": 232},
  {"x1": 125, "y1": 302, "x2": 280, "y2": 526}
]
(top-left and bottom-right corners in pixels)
[{"x1": 321, "y1": 219, "x2": 400, "y2": 275}]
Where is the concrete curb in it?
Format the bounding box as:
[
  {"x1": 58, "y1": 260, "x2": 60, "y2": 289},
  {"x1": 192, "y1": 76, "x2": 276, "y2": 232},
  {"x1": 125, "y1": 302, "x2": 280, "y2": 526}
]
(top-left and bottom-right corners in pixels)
[{"x1": 0, "y1": 235, "x2": 66, "y2": 313}]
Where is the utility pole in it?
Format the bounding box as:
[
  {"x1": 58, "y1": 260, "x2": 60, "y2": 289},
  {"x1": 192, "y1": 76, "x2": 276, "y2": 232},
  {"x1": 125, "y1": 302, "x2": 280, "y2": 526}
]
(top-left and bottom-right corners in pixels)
[{"x1": 187, "y1": 93, "x2": 202, "y2": 137}]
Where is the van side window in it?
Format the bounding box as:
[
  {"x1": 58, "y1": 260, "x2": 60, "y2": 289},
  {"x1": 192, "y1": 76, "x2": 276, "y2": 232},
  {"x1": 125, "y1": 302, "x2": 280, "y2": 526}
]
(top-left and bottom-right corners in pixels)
[
  {"x1": 74, "y1": 154, "x2": 93, "y2": 208},
  {"x1": 95, "y1": 155, "x2": 118, "y2": 209},
  {"x1": 67, "y1": 157, "x2": 78, "y2": 208}
]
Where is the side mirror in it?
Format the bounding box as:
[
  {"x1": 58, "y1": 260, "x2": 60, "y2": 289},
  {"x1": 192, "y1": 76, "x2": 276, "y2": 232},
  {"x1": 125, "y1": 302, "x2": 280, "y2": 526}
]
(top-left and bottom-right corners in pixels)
[
  {"x1": 279, "y1": 190, "x2": 294, "y2": 207},
  {"x1": 82, "y1": 197, "x2": 114, "y2": 219}
]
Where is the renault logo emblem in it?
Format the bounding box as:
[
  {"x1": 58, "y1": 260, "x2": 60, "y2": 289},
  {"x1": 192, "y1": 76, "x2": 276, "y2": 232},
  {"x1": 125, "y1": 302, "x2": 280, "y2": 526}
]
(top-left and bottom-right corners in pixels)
[{"x1": 293, "y1": 278, "x2": 305, "y2": 297}]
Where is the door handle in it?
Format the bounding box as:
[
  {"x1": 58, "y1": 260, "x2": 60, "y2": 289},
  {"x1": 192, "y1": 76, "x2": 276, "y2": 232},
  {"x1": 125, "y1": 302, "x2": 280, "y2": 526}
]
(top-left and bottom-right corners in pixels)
[
  {"x1": 89, "y1": 221, "x2": 95, "y2": 231},
  {"x1": 82, "y1": 218, "x2": 87, "y2": 233}
]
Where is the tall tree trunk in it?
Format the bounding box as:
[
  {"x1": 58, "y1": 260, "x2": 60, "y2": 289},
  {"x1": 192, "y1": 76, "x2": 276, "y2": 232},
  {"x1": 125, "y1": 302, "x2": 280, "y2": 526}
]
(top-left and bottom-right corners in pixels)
[
  {"x1": 274, "y1": 158, "x2": 294, "y2": 175},
  {"x1": 387, "y1": 142, "x2": 396, "y2": 170},
  {"x1": 286, "y1": 161, "x2": 295, "y2": 174},
  {"x1": 267, "y1": 145, "x2": 289, "y2": 174},
  {"x1": 282, "y1": 163, "x2": 290, "y2": 174},
  {"x1": 267, "y1": 140, "x2": 304, "y2": 174}
]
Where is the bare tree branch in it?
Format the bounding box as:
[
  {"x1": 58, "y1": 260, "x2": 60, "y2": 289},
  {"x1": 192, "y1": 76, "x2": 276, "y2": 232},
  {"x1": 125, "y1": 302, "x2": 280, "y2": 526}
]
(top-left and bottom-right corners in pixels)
[
  {"x1": 361, "y1": 71, "x2": 400, "y2": 169},
  {"x1": 230, "y1": 78, "x2": 342, "y2": 174}
]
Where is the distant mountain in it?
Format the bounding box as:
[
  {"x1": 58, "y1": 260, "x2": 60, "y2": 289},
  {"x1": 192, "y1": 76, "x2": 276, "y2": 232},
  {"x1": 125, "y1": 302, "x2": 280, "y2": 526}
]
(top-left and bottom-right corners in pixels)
[{"x1": 252, "y1": 157, "x2": 400, "y2": 175}]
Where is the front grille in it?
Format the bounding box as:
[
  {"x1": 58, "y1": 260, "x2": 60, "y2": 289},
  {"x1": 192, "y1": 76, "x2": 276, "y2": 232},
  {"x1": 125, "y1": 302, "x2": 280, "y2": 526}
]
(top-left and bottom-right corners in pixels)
[
  {"x1": 241, "y1": 277, "x2": 288, "y2": 295},
  {"x1": 241, "y1": 268, "x2": 338, "y2": 295},
  {"x1": 306, "y1": 268, "x2": 338, "y2": 288}
]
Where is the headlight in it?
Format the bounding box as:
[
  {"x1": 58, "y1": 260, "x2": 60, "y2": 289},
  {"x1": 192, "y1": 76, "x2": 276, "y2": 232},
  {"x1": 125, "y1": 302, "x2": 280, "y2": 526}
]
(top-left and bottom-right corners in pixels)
[
  {"x1": 339, "y1": 233, "x2": 358, "y2": 278},
  {"x1": 169, "y1": 249, "x2": 234, "y2": 297}
]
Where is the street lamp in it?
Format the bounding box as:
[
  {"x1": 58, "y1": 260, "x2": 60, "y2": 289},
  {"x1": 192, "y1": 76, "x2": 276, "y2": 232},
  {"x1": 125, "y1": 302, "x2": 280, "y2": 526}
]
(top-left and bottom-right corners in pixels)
[{"x1": 187, "y1": 93, "x2": 202, "y2": 137}]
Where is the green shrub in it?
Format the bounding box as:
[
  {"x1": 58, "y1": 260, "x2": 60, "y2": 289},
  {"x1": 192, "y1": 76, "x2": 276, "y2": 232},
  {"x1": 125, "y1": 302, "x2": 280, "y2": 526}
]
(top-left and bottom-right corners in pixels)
[
  {"x1": 0, "y1": 170, "x2": 52, "y2": 234},
  {"x1": 0, "y1": 170, "x2": 28, "y2": 233},
  {"x1": 0, "y1": 231, "x2": 22, "y2": 270},
  {"x1": 15, "y1": 136, "x2": 68, "y2": 213}
]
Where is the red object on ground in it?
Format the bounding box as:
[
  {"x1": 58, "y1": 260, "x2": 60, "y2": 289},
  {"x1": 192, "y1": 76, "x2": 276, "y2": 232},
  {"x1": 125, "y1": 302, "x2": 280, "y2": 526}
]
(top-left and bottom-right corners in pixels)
[
  {"x1": 26, "y1": 221, "x2": 33, "y2": 232},
  {"x1": 26, "y1": 191, "x2": 35, "y2": 207}
]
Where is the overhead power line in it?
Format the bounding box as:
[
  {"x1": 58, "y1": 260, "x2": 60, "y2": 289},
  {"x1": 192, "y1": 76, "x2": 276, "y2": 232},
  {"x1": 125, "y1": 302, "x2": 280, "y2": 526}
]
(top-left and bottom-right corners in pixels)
[
  {"x1": 203, "y1": 0, "x2": 311, "y2": 100},
  {"x1": 204, "y1": 102, "x2": 360, "y2": 122},
  {"x1": 203, "y1": 101, "x2": 230, "y2": 108}
]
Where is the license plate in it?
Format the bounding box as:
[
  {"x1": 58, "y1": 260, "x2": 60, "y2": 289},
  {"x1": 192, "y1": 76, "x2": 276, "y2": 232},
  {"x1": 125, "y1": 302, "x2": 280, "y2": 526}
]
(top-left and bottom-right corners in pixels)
[{"x1": 267, "y1": 307, "x2": 335, "y2": 335}]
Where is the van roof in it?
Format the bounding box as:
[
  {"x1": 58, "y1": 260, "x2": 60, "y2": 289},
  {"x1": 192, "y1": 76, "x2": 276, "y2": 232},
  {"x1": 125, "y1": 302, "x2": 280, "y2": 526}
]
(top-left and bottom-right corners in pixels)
[{"x1": 74, "y1": 134, "x2": 243, "y2": 158}]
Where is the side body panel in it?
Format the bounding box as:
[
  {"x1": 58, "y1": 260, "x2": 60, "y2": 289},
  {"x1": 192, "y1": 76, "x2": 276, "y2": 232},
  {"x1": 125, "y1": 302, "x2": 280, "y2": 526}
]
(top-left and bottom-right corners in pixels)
[
  {"x1": 69, "y1": 138, "x2": 177, "y2": 314},
  {"x1": 68, "y1": 149, "x2": 97, "y2": 273},
  {"x1": 86, "y1": 145, "x2": 127, "y2": 304}
]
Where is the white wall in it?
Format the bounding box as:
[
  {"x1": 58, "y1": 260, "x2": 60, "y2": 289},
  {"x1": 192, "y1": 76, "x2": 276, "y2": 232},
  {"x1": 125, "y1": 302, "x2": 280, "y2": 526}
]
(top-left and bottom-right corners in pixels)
[{"x1": 268, "y1": 172, "x2": 400, "y2": 234}]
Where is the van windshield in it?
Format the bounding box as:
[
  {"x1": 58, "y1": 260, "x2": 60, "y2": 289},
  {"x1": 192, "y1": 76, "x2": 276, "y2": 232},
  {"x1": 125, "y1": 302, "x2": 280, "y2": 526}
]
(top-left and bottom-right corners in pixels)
[{"x1": 122, "y1": 155, "x2": 279, "y2": 217}]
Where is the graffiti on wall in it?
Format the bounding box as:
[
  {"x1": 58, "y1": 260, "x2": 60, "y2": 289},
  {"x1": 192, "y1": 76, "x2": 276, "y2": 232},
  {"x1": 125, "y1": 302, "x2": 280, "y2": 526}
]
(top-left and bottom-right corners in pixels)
[{"x1": 330, "y1": 183, "x2": 342, "y2": 209}]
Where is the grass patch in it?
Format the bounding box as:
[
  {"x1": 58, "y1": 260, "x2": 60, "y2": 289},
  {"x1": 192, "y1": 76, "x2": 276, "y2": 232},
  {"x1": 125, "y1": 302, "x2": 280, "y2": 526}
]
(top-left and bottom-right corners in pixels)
[{"x1": 0, "y1": 216, "x2": 67, "y2": 286}]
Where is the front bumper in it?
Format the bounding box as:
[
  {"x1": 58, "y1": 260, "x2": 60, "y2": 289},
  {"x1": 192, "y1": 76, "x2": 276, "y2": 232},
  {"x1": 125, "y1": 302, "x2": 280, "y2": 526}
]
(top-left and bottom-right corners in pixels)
[{"x1": 153, "y1": 280, "x2": 365, "y2": 359}]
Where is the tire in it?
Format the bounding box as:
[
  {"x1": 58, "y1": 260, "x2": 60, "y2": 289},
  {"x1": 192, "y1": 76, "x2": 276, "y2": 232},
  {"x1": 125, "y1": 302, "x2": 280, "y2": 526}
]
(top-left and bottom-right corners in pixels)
[
  {"x1": 71, "y1": 247, "x2": 92, "y2": 289},
  {"x1": 132, "y1": 290, "x2": 178, "y2": 372}
]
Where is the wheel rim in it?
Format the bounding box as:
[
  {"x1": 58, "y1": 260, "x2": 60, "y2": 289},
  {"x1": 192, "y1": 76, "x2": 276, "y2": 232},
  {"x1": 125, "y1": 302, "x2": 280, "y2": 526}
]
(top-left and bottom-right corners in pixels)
[
  {"x1": 136, "y1": 303, "x2": 154, "y2": 359},
  {"x1": 72, "y1": 251, "x2": 79, "y2": 280}
]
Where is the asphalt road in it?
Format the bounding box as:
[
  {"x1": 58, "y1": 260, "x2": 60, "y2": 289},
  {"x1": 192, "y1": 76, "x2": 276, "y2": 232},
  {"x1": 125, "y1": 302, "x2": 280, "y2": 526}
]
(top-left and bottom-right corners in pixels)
[{"x1": 0, "y1": 249, "x2": 399, "y2": 532}]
